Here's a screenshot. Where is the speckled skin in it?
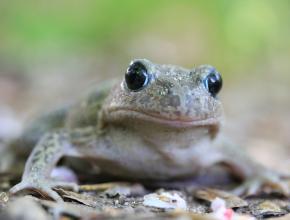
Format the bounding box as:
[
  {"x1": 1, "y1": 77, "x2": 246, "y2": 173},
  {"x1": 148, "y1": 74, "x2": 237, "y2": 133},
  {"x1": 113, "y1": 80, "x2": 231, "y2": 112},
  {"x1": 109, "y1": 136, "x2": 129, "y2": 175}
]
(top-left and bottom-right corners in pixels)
[{"x1": 10, "y1": 59, "x2": 289, "y2": 201}]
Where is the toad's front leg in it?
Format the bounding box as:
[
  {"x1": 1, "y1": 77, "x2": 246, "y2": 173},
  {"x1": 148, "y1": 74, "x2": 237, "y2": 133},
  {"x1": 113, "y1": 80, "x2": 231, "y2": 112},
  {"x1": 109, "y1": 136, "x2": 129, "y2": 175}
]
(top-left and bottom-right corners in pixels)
[
  {"x1": 9, "y1": 129, "x2": 94, "y2": 201},
  {"x1": 217, "y1": 142, "x2": 290, "y2": 196}
]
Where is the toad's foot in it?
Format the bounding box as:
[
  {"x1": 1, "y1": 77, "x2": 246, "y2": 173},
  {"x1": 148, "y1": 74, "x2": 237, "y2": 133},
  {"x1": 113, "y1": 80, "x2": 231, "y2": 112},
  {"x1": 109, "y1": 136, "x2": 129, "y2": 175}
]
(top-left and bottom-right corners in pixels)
[
  {"x1": 9, "y1": 179, "x2": 79, "y2": 202},
  {"x1": 232, "y1": 171, "x2": 289, "y2": 196}
]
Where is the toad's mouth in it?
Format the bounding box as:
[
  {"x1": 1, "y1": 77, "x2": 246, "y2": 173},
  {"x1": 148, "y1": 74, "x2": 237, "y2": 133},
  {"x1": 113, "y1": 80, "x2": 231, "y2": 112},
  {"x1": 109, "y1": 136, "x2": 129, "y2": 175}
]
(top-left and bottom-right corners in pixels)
[{"x1": 107, "y1": 108, "x2": 221, "y2": 129}]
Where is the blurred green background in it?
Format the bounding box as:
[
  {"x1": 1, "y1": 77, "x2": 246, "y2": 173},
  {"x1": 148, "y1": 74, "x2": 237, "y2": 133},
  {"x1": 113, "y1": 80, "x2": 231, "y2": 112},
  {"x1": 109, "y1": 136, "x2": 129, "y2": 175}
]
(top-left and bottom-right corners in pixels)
[
  {"x1": 1, "y1": 0, "x2": 289, "y2": 76},
  {"x1": 0, "y1": 0, "x2": 289, "y2": 171}
]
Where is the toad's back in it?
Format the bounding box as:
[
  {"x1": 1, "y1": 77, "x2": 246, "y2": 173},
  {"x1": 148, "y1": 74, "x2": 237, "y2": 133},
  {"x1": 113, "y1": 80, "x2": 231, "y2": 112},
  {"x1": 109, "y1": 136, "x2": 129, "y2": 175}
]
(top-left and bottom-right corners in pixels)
[{"x1": 9, "y1": 82, "x2": 113, "y2": 159}]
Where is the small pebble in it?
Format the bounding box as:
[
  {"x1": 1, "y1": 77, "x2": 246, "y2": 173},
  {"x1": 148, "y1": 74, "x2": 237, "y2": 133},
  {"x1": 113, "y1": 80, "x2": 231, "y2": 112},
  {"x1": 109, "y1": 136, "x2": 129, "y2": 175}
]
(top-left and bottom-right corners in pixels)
[
  {"x1": 0, "y1": 192, "x2": 9, "y2": 203},
  {"x1": 143, "y1": 191, "x2": 187, "y2": 210},
  {"x1": 105, "y1": 186, "x2": 131, "y2": 198},
  {"x1": 51, "y1": 166, "x2": 78, "y2": 183},
  {"x1": 251, "y1": 200, "x2": 287, "y2": 218}
]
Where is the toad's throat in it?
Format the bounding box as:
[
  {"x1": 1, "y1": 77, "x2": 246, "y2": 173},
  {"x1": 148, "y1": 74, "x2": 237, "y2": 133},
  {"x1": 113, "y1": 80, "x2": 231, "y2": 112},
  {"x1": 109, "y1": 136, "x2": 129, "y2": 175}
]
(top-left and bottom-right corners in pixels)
[{"x1": 107, "y1": 108, "x2": 221, "y2": 129}]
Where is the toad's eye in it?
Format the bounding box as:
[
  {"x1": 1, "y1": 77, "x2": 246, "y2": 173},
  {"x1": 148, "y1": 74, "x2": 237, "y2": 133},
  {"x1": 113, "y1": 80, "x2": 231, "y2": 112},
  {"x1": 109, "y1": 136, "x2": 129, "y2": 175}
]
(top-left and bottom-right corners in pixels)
[
  {"x1": 125, "y1": 61, "x2": 150, "y2": 91},
  {"x1": 203, "y1": 70, "x2": 222, "y2": 97}
]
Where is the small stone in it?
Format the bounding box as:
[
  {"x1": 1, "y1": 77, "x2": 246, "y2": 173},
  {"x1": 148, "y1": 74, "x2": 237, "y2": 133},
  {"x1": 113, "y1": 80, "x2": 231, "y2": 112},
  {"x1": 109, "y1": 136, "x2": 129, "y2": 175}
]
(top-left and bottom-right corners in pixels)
[
  {"x1": 250, "y1": 201, "x2": 287, "y2": 218},
  {"x1": 0, "y1": 192, "x2": 9, "y2": 203},
  {"x1": 50, "y1": 166, "x2": 78, "y2": 183},
  {"x1": 143, "y1": 191, "x2": 187, "y2": 210},
  {"x1": 118, "y1": 196, "x2": 126, "y2": 205},
  {"x1": 105, "y1": 186, "x2": 131, "y2": 198}
]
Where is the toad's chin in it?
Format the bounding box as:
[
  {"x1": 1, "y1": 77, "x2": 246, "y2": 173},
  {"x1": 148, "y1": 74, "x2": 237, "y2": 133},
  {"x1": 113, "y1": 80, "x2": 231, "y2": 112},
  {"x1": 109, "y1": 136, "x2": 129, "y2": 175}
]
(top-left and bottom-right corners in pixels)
[{"x1": 106, "y1": 108, "x2": 222, "y2": 130}]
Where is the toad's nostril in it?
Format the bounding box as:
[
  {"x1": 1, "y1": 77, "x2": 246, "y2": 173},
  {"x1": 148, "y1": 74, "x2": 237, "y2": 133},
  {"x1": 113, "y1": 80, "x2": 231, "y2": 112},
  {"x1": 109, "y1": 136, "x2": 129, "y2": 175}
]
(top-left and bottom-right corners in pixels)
[{"x1": 160, "y1": 95, "x2": 181, "y2": 108}]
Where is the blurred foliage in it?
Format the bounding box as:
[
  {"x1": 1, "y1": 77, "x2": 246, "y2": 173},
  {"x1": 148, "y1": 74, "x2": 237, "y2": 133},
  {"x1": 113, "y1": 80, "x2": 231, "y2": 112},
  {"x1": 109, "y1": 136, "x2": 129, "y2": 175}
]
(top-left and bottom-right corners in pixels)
[{"x1": 0, "y1": 0, "x2": 289, "y2": 77}]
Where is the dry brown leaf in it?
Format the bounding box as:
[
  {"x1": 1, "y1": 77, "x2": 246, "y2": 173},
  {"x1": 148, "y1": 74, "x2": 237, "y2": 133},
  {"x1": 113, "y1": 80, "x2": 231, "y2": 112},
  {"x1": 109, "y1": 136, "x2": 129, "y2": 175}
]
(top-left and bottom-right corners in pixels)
[
  {"x1": 55, "y1": 188, "x2": 98, "y2": 207},
  {"x1": 250, "y1": 200, "x2": 287, "y2": 218},
  {"x1": 79, "y1": 182, "x2": 130, "y2": 192},
  {"x1": 194, "y1": 188, "x2": 248, "y2": 208}
]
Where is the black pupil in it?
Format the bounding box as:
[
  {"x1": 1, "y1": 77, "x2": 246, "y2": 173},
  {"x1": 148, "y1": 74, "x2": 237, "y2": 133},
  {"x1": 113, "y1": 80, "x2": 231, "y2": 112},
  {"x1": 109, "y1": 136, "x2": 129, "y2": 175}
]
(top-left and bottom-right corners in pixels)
[
  {"x1": 125, "y1": 62, "x2": 148, "y2": 91},
  {"x1": 204, "y1": 72, "x2": 222, "y2": 97}
]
